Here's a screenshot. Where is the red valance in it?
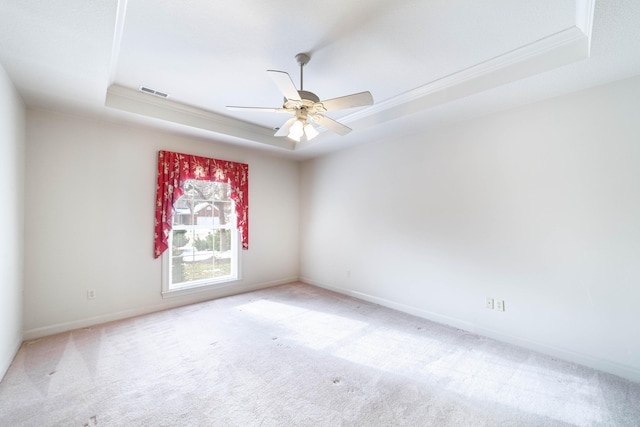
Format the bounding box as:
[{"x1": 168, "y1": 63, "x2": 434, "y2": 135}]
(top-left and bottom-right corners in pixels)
[{"x1": 154, "y1": 150, "x2": 249, "y2": 258}]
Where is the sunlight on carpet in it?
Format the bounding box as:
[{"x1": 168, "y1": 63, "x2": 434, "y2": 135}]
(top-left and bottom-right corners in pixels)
[
  {"x1": 239, "y1": 299, "x2": 369, "y2": 350},
  {"x1": 238, "y1": 298, "x2": 605, "y2": 426}
]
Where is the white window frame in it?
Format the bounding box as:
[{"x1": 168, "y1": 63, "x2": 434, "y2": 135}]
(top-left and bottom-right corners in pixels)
[{"x1": 161, "y1": 186, "x2": 242, "y2": 298}]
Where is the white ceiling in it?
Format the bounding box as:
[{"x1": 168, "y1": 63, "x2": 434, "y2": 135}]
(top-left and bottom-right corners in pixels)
[{"x1": 1, "y1": 0, "x2": 639, "y2": 160}]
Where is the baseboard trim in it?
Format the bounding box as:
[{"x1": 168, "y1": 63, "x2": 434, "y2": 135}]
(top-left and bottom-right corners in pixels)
[
  {"x1": 301, "y1": 277, "x2": 640, "y2": 384},
  {"x1": 304, "y1": 278, "x2": 478, "y2": 332},
  {"x1": 23, "y1": 277, "x2": 298, "y2": 341},
  {"x1": 0, "y1": 334, "x2": 23, "y2": 382}
]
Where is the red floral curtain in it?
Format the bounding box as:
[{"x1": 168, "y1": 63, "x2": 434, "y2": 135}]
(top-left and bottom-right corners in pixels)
[{"x1": 154, "y1": 150, "x2": 249, "y2": 258}]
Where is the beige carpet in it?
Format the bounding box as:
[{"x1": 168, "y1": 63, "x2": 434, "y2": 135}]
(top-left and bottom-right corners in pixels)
[{"x1": 1, "y1": 282, "x2": 639, "y2": 426}]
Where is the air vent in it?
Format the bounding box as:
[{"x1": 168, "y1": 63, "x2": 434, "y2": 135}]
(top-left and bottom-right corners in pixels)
[{"x1": 138, "y1": 86, "x2": 169, "y2": 98}]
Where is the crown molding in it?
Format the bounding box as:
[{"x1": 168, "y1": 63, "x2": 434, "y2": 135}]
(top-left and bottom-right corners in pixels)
[
  {"x1": 341, "y1": 0, "x2": 595, "y2": 128},
  {"x1": 105, "y1": 84, "x2": 295, "y2": 150},
  {"x1": 342, "y1": 31, "x2": 590, "y2": 128},
  {"x1": 575, "y1": 0, "x2": 596, "y2": 53}
]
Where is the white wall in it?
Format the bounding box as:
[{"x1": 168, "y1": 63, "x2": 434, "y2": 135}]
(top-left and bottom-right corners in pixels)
[
  {"x1": 24, "y1": 109, "x2": 299, "y2": 338},
  {"x1": 0, "y1": 64, "x2": 25, "y2": 380},
  {"x1": 300, "y1": 74, "x2": 640, "y2": 382}
]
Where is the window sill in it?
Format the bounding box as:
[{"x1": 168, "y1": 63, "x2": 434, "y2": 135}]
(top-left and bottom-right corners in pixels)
[{"x1": 161, "y1": 277, "x2": 243, "y2": 299}]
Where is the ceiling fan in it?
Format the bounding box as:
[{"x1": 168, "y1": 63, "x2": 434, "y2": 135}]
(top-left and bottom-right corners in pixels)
[{"x1": 226, "y1": 53, "x2": 374, "y2": 143}]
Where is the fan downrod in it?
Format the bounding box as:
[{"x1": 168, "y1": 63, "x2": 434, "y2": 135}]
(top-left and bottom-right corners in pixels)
[{"x1": 295, "y1": 53, "x2": 310, "y2": 90}]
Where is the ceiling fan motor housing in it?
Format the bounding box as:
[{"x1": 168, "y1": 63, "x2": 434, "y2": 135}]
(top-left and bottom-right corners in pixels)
[{"x1": 298, "y1": 90, "x2": 319, "y2": 103}]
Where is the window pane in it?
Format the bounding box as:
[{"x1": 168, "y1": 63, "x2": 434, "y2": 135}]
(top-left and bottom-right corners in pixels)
[
  {"x1": 214, "y1": 229, "x2": 232, "y2": 278},
  {"x1": 167, "y1": 179, "x2": 237, "y2": 290}
]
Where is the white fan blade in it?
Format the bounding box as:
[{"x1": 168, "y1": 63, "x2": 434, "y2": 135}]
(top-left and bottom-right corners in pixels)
[
  {"x1": 316, "y1": 91, "x2": 373, "y2": 112},
  {"x1": 274, "y1": 117, "x2": 298, "y2": 137},
  {"x1": 267, "y1": 70, "x2": 302, "y2": 101},
  {"x1": 226, "y1": 106, "x2": 286, "y2": 113},
  {"x1": 313, "y1": 114, "x2": 351, "y2": 136}
]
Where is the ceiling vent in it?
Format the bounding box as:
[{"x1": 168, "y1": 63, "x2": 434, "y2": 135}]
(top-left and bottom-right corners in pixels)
[{"x1": 138, "y1": 86, "x2": 169, "y2": 98}]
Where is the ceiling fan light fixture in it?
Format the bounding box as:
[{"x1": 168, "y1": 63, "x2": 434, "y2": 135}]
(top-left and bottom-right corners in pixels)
[
  {"x1": 288, "y1": 119, "x2": 304, "y2": 141},
  {"x1": 288, "y1": 133, "x2": 301, "y2": 142},
  {"x1": 304, "y1": 122, "x2": 319, "y2": 140}
]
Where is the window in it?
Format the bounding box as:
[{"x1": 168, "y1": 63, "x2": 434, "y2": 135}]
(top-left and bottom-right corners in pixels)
[
  {"x1": 162, "y1": 179, "x2": 240, "y2": 295},
  {"x1": 155, "y1": 150, "x2": 248, "y2": 296}
]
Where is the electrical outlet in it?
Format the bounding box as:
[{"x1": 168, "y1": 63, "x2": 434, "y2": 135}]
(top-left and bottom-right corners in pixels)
[
  {"x1": 486, "y1": 297, "x2": 494, "y2": 309},
  {"x1": 495, "y1": 299, "x2": 505, "y2": 311},
  {"x1": 87, "y1": 289, "x2": 96, "y2": 300}
]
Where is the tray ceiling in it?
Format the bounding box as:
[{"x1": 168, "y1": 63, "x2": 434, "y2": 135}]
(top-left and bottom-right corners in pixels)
[{"x1": 1, "y1": 0, "x2": 640, "y2": 159}]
